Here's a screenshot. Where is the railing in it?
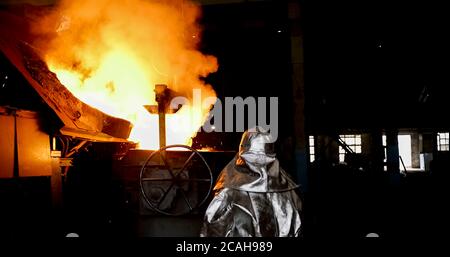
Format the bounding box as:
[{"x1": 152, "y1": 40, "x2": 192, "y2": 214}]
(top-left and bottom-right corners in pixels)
[
  {"x1": 399, "y1": 156, "x2": 407, "y2": 176},
  {"x1": 334, "y1": 135, "x2": 354, "y2": 155}
]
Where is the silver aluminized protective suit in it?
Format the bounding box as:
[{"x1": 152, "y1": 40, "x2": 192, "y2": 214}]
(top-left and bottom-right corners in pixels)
[{"x1": 200, "y1": 127, "x2": 302, "y2": 237}]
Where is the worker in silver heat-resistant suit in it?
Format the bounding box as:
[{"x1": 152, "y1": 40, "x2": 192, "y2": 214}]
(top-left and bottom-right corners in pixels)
[{"x1": 200, "y1": 127, "x2": 302, "y2": 237}]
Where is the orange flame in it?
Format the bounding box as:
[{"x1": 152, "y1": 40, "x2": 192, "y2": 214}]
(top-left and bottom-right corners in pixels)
[{"x1": 32, "y1": 0, "x2": 217, "y2": 149}]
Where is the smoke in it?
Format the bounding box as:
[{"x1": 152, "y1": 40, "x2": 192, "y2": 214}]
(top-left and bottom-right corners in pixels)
[{"x1": 31, "y1": 0, "x2": 218, "y2": 148}]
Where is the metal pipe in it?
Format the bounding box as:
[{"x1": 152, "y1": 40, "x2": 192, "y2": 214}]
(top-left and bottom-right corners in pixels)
[
  {"x1": 155, "y1": 84, "x2": 168, "y2": 149},
  {"x1": 158, "y1": 108, "x2": 166, "y2": 149}
]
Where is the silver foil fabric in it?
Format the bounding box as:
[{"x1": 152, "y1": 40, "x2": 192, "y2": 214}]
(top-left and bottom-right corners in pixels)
[{"x1": 200, "y1": 127, "x2": 302, "y2": 237}]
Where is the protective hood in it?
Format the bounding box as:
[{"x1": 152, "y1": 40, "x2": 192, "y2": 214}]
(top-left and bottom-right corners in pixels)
[{"x1": 214, "y1": 127, "x2": 299, "y2": 193}]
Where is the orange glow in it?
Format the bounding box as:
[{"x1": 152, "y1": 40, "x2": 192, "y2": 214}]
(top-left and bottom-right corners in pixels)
[{"x1": 32, "y1": 0, "x2": 217, "y2": 149}]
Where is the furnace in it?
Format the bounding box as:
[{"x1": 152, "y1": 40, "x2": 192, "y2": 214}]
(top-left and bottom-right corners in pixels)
[{"x1": 0, "y1": 7, "x2": 132, "y2": 179}]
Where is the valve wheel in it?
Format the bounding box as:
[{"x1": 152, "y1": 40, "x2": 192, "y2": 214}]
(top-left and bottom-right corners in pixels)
[{"x1": 139, "y1": 144, "x2": 213, "y2": 216}]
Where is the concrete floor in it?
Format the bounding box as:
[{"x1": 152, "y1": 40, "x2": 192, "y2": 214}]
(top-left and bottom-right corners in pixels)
[{"x1": 136, "y1": 215, "x2": 204, "y2": 237}]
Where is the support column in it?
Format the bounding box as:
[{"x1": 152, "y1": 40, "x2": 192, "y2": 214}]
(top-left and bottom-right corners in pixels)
[
  {"x1": 50, "y1": 158, "x2": 63, "y2": 209},
  {"x1": 361, "y1": 130, "x2": 384, "y2": 173},
  {"x1": 421, "y1": 132, "x2": 436, "y2": 171},
  {"x1": 386, "y1": 129, "x2": 400, "y2": 173},
  {"x1": 316, "y1": 135, "x2": 339, "y2": 164},
  {"x1": 289, "y1": 0, "x2": 307, "y2": 190},
  {"x1": 411, "y1": 132, "x2": 420, "y2": 169},
  {"x1": 50, "y1": 137, "x2": 64, "y2": 209}
]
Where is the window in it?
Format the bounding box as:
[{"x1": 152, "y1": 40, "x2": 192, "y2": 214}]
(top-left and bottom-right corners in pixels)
[
  {"x1": 437, "y1": 132, "x2": 449, "y2": 151},
  {"x1": 382, "y1": 134, "x2": 413, "y2": 169},
  {"x1": 309, "y1": 136, "x2": 315, "y2": 162},
  {"x1": 339, "y1": 134, "x2": 361, "y2": 163},
  {"x1": 398, "y1": 135, "x2": 412, "y2": 168}
]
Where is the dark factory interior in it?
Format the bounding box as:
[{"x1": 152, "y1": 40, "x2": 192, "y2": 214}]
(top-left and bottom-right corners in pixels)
[{"x1": 1, "y1": 0, "x2": 449, "y2": 240}]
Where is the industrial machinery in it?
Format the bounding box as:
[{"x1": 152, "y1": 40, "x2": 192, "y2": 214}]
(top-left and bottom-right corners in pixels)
[
  {"x1": 139, "y1": 145, "x2": 213, "y2": 216},
  {"x1": 119, "y1": 84, "x2": 215, "y2": 216},
  {"x1": 0, "y1": 5, "x2": 235, "y2": 236},
  {"x1": 107, "y1": 84, "x2": 235, "y2": 235}
]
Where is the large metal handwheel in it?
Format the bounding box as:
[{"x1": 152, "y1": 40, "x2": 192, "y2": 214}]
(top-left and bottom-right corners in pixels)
[{"x1": 139, "y1": 144, "x2": 213, "y2": 216}]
